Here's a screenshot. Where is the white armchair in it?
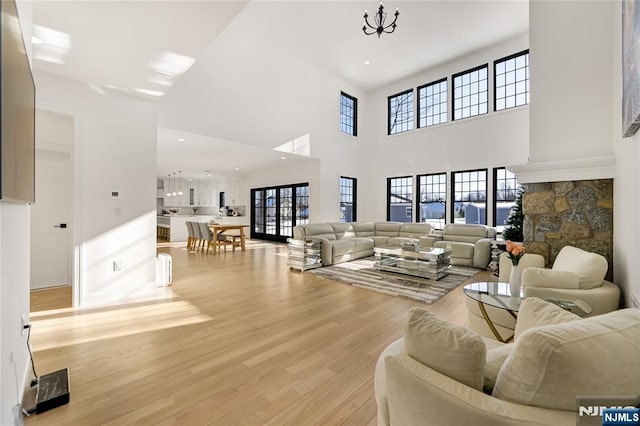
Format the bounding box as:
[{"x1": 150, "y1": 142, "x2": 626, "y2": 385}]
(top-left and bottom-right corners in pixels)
[{"x1": 522, "y1": 246, "x2": 620, "y2": 315}]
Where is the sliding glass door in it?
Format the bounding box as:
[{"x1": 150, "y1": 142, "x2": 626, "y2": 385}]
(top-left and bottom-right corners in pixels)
[{"x1": 251, "y1": 182, "x2": 309, "y2": 242}]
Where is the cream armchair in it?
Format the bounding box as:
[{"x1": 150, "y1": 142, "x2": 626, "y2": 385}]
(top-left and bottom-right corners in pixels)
[{"x1": 522, "y1": 246, "x2": 620, "y2": 315}]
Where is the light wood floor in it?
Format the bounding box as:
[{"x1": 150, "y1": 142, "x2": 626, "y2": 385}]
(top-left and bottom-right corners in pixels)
[{"x1": 26, "y1": 240, "x2": 495, "y2": 425}]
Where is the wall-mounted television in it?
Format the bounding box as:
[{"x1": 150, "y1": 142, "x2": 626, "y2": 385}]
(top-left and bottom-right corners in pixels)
[{"x1": 1, "y1": 0, "x2": 35, "y2": 204}]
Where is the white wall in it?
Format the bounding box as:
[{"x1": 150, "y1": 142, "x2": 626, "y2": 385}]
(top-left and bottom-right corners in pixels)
[
  {"x1": 611, "y1": 1, "x2": 640, "y2": 308},
  {"x1": 529, "y1": 1, "x2": 614, "y2": 163},
  {"x1": 360, "y1": 33, "x2": 530, "y2": 222},
  {"x1": 35, "y1": 72, "x2": 160, "y2": 307},
  {"x1": 1, "y1": 1, "x2": 32, "y2": 423}
]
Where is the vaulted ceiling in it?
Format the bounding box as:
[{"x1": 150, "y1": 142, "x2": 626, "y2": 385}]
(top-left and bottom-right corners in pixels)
[{"x1": 31, "y1": 1, "x2": 529, "y2": 179}]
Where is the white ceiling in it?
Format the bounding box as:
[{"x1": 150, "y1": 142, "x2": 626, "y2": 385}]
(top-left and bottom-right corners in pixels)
[{"x1": 31, "y1": 1, "x2": 529, "y2": 180}]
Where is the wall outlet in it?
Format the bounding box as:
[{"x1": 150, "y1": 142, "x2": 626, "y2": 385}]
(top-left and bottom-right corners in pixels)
[{"x1": 113, "y1": 260, "x2": 123, "y2": 271}]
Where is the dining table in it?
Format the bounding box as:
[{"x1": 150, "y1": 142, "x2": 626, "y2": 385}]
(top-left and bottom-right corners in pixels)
[{"x1": 208, "y1": 223, "x2": 250, "y2": 254}]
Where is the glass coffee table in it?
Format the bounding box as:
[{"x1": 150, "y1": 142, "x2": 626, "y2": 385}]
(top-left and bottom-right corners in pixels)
[
  {"x1": 374, "y1": 245, "x2": 451, "y2": 280},
  {"x1": 463, "y1": 282, "x2": 591, "y2": 343}
]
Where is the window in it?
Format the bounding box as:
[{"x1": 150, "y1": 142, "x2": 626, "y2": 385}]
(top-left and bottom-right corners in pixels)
[
  {"x1": 340, "y1": 92, "x2": 358, "y2": 136},
  {"x1": 388, "y1": 89, "x2": 414, "y2": 135},
  {"x1": 493, "y1": 167, "x2": 519, "y2": 232},
  {"x1": 251, "y1": 182, "x2": 309, "y2": 242},
  {"x1": 452, "y1": 65, "x2": 488, "y2": 121},
  {"x1": 418, "y1": 79, "x2": 447, "y2": 128},
  {"x1": 495, "y1": 50, "x2": 529, "y2": 111},
  {"x1": 387, "y1": 176, "x2": 413, "y2": 222},
  {"x1": 339, "y1": 176, "x2": 357, "y2": 222},
  {"x1": 451, "y1": 169, "x2": 487, "y2": 225},
  {"x1": 417, "y1": 173, "x2": 447, "y2": 228}
]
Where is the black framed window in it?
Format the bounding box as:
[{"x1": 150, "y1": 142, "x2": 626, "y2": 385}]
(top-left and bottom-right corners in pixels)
[
  {"x1": 451, "y1": 169, "x2": 487, "y2": 225},
  {"x1": 387, "y1": 176, "x2": 413, "y2": 222},
  {"x1": 452, "y1": 65, "x2": 488, "y2": 121},
  {"x1": 251, "y1": 182, "x2": 309, "y2": 242},
  {"x1": 417, "y1": 173, "x2": 447, "y2": 228},
  {"x1": 339, "y1": 176, "x2": 357, "y2": 222},
  {"x1": 495, "y1": 50, "x2": 529, "y2": 111},
  {"x1": 493, "y1": 167, "x2": 519, "y2": 232},
  {"x1": 418, "y1": 79, "x2": 447, "y2": 128},
  {"x1": 340, "y1": 92, "x2": 358, "y2": 136},
  {"x1": 388, "y1": 89, "x2": 414, "y2": 135}
]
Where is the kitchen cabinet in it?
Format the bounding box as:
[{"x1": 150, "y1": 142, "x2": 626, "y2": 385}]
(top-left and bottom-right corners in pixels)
[{"x1": 196, "y1": 181, "x2": 216, "y2": 207}]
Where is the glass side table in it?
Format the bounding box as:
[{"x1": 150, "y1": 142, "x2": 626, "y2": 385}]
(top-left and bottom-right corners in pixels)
[{"x1": 462, "y1": 282, "x2": 591, "y2": 343}]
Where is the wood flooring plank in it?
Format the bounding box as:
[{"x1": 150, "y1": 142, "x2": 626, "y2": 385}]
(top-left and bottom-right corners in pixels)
[{"x1": 26, "y1": 239, "x2": 487, "y2": 425}]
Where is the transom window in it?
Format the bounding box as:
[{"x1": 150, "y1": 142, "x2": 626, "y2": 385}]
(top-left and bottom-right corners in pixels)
[
  {"x1": 388, "y1": 89, "x2": 414, "y2": 135},
  {"x1": 387, "y1": 176, "x2": 413, "y2": 222},
  {"x1": 418, "y1": 79, "x2": 448, "y2": 128},
  {"x1": 495, "y1": 50, "x2": 530, "y2": 111},
  {"x1": 452, "y1": 65, "x2": 488, "y2": 121},
  {"x1": 340, "y1": 92, "x2": 358, "y2": 136},
  {"x1": 339, "y1": 176, "x2": 357, "y2": 222},
  {"x1": 493, "y1": 167, "x2": 519, "y2": 232},
  {"x1": 418, "y1": 173, "x2": 447, "y2": 228},
  {"x1": 451, "y1": 169, "x2": 487, "y2": 225}
]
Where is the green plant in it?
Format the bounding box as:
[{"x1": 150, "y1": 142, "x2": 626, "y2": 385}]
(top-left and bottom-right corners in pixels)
[{"x1": 502, "y1": 186, "x2": 524, "y2": 242}]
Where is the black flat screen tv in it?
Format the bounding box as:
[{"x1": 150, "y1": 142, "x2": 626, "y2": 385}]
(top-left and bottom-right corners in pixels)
[{"x1": 0, "y1": 0, "x2": 35, "y2": 204}]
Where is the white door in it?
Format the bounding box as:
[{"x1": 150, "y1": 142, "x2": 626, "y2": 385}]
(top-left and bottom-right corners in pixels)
[{"x1": 30, "y1": 111, "x2": 74, "y2": 289}]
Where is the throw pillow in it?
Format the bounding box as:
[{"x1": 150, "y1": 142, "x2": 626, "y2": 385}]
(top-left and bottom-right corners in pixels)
[
  {"x1": 403, "y1": 307, "x2": 486, "y2": 391},
  {"x1": 493, "y1": 308, "x2": 640, "y2": 411},
  {"x1": 514, "y1": 297, "x2": 581, "y2": 340}
]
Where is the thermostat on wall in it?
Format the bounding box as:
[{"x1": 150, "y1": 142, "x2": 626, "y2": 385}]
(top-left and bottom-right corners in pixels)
[{"x1": 110, "y1": 190, "x2": 120, "y2": 198}]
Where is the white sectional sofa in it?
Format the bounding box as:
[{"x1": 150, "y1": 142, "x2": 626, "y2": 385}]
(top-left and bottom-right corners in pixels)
[
  {"x1": 420, "y1": 223, "x2": 496, "y2": 269},
  {"x1": 292, "y1": 222, "x2": 433, "y2": 266}
]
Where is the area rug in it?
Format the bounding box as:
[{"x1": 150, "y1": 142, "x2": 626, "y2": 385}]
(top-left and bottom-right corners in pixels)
[{"x1": 309, "y1": 257, "x2": 480, "y2": 304}]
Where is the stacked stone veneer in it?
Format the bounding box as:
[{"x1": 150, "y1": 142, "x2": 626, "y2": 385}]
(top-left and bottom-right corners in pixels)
[{"x1": 522, "y1": 179, "x2": 613, "y2": 280}]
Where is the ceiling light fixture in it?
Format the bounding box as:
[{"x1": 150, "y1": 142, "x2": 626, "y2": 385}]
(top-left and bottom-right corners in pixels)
[
  {"x1": 362, "y1": 2, "x2": 399, "y2": 38},
  {"x1": 166, "y1": 173, "x2": 172, "y2": 197},
  {"x1": 177, "y1": 138, "x2": 185, "y2": 142},
  {"x1": 177, "y1": 171, "x2": 184, "y2": 196},
  {"x1": 364, "y1": 60, "x2": 371, "y2": 65},
  {"x1": 171, "y1": 172, "x2": 178, "y2": 196}
]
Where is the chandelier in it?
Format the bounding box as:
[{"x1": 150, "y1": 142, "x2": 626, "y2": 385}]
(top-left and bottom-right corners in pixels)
[{"x1": 362, "y1": 2, "x2": 399, "y2": 38}]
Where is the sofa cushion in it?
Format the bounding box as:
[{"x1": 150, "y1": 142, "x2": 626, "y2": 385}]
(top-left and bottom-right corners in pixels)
[
  {"x1": 483, "y1": 343, "x2": 513, "y2": 394},
  {"x1": 352, "y1": 222, "x2": 375, "y2": 237},
  {"x1": 404, "y1": 307, "x2": 486, "y2": 391},
  {"x1": 398, "y1": 223, "x2": 432, "y2": 238},
  {"x1": 302, "y1": 223, "x2": 336, "y2": 240},
  {"x1": 351, "y1": 237, "x2": 374, "y2": 252},
  {"x1": 374, "y1": 222, "x2": 401, "y2": 237},
  {"x1": 371, "y1": 236, "x2": 391, "y2": 247},
  {"x1": 329, "y1": 222, "x2": 354, "y2": 239},
  {"x1": 434, "y1": 241, "x2": 474, "y2": 259},
  {"x1": 441, "y1": 223, "x2": 489, "y2": 243},
  {"x1": 328, "y1": 239, "x2": 355, "y2": 256},
  {"x1": 521, "y1": 268, "x2": 580, "y2": 290},
  {"x1": 514, "y1": 297, "x2": 581, "y2": 340},
  {"x1": 492, "y1": 308, "x2": 640, "y2": 411},
  {"x1": 552, "y1": 246, "x2": 607, "y2": 290}
]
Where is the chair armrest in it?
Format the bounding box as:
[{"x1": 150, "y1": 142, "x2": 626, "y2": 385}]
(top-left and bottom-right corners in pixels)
[
  {"x1": 472, "y1": 238, "x2": 492, "y2": 269},
  {"x1": 306, "y1": 236, "x2": 332, "y2": 266},
  {"x1": 418, "y1": 236, "x2": 440, "y2": 249},
  {"x1": 384, "y1": 354, "x2": 573, "y2": 426},
  {"x1": 524, "y1": 281, "x2": 620, "y2": 316}
]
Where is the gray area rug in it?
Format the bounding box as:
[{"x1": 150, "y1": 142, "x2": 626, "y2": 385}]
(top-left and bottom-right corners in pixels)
[{"x1": 309, "y1": 257, "x2": 479, "y2": 304}]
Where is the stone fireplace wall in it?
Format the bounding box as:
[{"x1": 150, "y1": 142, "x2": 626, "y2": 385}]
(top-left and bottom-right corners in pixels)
[{"x1": 522, "y1": 179, "x2": 613, "y2": 280}]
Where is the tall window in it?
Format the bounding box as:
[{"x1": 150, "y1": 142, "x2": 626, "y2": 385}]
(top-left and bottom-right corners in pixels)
[
  {"x1": 387, "y1": 176, "x2": 413, "y2": 222},
  {"x1": 251, "y1": 182, "x2": 309, "y2": 242},
  {"x1": 418, "y1": 173, "x2": 447, "y2": 228},
  {"x1": 493, "y1": 167, "x2": 519, "y2": 232},
  {"x1": 339, "y1": 176, "x2": 357, "y2": 222},
  {"x1": 452, "y1": 65, "x2": 488, "y2": 121},
  {"x1": 451, "y1": 169, "x2": 487, "y2": 225},
  {"x1": 388, "y1": 89, "x2": 414, "y2": 135},
  {"x1": 418, "y1": 79, "x2": 447, "y2": 128},
  {"x1": 495, "y1": 50, "x2": 529, "y2": 111},
  {"x1": 340, "y1": 92, "x2": 358, "y2": 136}
]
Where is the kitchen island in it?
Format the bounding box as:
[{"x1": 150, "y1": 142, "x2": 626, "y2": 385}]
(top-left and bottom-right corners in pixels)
[{"x1": 157, "y1": 215, "x2": 248, "y2": 242}]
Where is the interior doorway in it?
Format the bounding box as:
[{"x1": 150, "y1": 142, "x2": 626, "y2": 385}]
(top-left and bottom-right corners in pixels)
[{"x1": 30, "y1": 110, "x2": 74, "y2": 290}]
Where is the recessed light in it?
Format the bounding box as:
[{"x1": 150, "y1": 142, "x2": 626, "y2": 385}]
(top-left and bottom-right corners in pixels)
[
  {"x1": 234, "y1": 167, "x2": 240, "y2": 171},
  {"x1": 280, "y1": 156, "x2": 286, "y2": 160},
  {"x1": 187, "y1": 178, "x2": 192, "y2": 182},
  {"x1": 177, "y1": 138, "x2": 185, "y2": 142},
  {"x1": 364, "y1": 60, "x2": 371, "y2": 65}
]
